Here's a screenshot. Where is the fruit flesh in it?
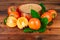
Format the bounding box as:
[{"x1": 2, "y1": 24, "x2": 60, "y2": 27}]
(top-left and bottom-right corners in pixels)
[
  {"x1": 6, "y1": 16, "x2": 17, "y2": 27},
  {"x1": 17, "y1": 17, "x2": 28, "y2": 29}
]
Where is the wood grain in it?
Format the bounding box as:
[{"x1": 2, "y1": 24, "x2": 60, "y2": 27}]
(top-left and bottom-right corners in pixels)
[
  {"x1": 0, "y1": 1, "x2": 60, "y2": 11},
  {"x1": 0, "y1": 0, "x2": 60, "y2": 40},
  {"x1": 0, "y1": 11, "x2": 60, "y2": 40}
]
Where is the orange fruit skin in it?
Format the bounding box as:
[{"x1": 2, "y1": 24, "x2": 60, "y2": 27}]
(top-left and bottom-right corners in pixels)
[
  {"x1": 48, "y1": 10, "x2": 57, "y2": 18},
  {"x1": 8, "y1": 6, "x2": 16, "y2": 15},
  {"x1": 28, "y1": 18, "x2": 41, "y2": 30},
  {"x1": 9, "y1": 12, "x2": 20, "y2": 19},
  {"x1": 8, "y1": 6, "x2": 20, "y2": 19},
  {"x1": 41, "y1": 12, "x2": 52, "y2": 22}
]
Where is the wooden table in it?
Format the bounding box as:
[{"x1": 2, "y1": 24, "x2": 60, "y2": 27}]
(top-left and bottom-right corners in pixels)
[{"x1": 0, "y1": 1, "x2": 60, "y2": 40}]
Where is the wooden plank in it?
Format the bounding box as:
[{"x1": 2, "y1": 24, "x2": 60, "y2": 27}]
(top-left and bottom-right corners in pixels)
[
  {"x1": 0, "y1": 31, "x2": 60, "y2": 40},
  {"x1": 0, "y1": 34, "x2": 60, "y2": 40},
  {"x1": 0, "y1": 1, "x2": 60, "y2": 11},
  {"x1": 0, "y1": 0, "x2": 60, "y2": 2},
  {"x1": 0, "y1": 1, "x2": 60, "y2": 5},
  {"x1": 0, "y1": 5, "x2": 60, "y2": 11}
]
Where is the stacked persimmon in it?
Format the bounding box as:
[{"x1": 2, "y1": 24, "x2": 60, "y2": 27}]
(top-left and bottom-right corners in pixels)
[{"x1": 4, "y1": 3, "x2": 57, "y2": 32}]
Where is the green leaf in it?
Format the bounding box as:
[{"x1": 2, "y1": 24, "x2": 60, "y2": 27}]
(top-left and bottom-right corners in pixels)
[
  {"x1": 39, "y1": 3, "x2": 46, "y2": 13},
  {"x1": 38, "y1": 24, "x2": 47, "y2": 32},
  {"x1": 38, "y1": 17, "x2": 48, "y2": 32},
  {"x1": 31, "y1": 9, "x2": 41, "y2": 20},
  {"x1": 41, "y1": 18, "x2": 48, "y2": 25},
  {"x1": 4, "y1": 17, "x2": 8, "y2": 24},
  {"x1": 24, "y1": 28, "x2": 33, "y2": 33},
  {"x1": 24, "y1": 28, "x2": 37, "y2": 33}
]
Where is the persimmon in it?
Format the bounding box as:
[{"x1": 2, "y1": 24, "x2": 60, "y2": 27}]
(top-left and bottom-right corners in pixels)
[
  {"x1": 48, "y1": 10, "x2": 57, "y2": 19},
  {"x1": 41, "y1": 12, "x2": 52, "y2": 22},
  {"x1": 28, "y1": 18, "x2": 41, "y2": 30},
  {"x1": 17, "y1": 17, "x2": 28, "y2": 29},
  {"x1": 8, "y1": 6, "x2": 20, "y2": 18},
  {"x1": 6, "y1": 16, "x2": 17, "y2": 27}
]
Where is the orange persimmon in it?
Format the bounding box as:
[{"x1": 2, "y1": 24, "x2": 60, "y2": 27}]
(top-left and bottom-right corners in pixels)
[
  {"x1": 48, "y1": 10, "x2": 57, "y2": 19},
  {"x1": 41, "y1": 12, "x2": 52, "y2": 22},
  {"x1": 28, "y1": 18, "x2": 41, "y2": 30},
  {"x1": 8, "y1": 6, "x2": 20, "y2": 18}
]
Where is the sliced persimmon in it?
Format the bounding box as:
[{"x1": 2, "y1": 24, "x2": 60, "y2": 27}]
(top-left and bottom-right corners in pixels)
[
  {"x1": 17, "y1": 17, "x2": 28, "y2": 29},
  {"x1": 6, "y1": 16, "x2": 17, "y2": 27}
]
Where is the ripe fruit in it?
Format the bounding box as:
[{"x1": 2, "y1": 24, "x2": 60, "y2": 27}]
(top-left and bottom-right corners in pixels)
[
  {"x1": 18, "y1": 4, "x2": 42, "y2": 13},
  {"x1": 41, "y1": 12, "x2": 52, "y2": 22},
  {"x1": 17, "y1": 17, "x2": 28, "y2": 29},
  {"x1": 6, "y1": 16, "x2": 17, "y2": 27},
  {"x1": 21, "y1": 13, "x2": 32, "y2": 20},
  {"x1": 48, "y1": 10, "x2": 57, "y2": 19},
  {"x1": 8, "y1": 6, "x2": 20, "y2": 18},
  {"x1": 28, "y1": 18, "x2": 41, "y2": 30},
  {"x1": 9, "y1": 12, "x2": 20, "y2": 19}
]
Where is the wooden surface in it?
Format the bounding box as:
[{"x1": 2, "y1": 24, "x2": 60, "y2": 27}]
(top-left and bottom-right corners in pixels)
[
  {"x1": 0, "y1": 0, "x2": 60, "y2": 40},
  {"x1": 0, "y1": 0, "x2": 60, "y2": 11},
  {"x1": 0, "y1": 12, "x2": 60, "y2": 40},
  {"x1": 0, "y1": 10, "x2": 60, "y2": 40},
  {"x1": 0, "y1": 13, "x2": 60, "y2": 40}
]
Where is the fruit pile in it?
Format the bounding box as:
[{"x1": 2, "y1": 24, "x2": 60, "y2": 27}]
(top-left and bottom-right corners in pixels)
[{"x1": 4, "y1": 3, "x2": 57, "y2": 33}]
